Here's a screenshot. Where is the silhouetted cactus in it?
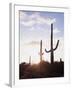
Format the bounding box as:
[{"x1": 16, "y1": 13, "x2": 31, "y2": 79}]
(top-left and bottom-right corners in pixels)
[
  {"x1": 29, "y1": 56, "x2": 31, "y2": 64},
  {"x1": 45, "y1": 23, "x2": 59, "y2": 63},
  {"x1": 60, "y1": 58, "x2": 62, "y2": 62}
]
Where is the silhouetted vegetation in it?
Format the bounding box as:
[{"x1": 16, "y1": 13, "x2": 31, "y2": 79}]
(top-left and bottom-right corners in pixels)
[
  {"x1": 19, "y1": 60, "x2": 64, "y2": 79},
  {"x1": 45, "y1": 23, "x2": 59, "y2": 64}
]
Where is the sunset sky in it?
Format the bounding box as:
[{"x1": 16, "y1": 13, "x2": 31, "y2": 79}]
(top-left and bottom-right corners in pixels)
[{"x1": 19, "y1": 10, "x2": 64, "y2": 64}]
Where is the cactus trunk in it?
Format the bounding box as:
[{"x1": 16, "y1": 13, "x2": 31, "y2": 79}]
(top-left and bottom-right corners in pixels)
[
  {"x1": 40, "y1": 40, "x2": 42, "y2": 61},
  {"x1": 39, "y1": 40, "x2": 44, "y2": 62}
]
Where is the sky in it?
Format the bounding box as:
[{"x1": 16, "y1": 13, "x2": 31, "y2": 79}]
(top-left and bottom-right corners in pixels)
[{"x1": 19, "y1": 10, "x2": 64, "y2": 64}]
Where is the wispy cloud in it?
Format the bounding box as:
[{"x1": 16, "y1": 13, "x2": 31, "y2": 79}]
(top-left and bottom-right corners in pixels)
[
  {"x1": 20, "y1": 11, "x2": 56, "y2": 27},
  {"x1": 53, "y1": 28, "x2": 61, "y2": 34},
  {"x1": 25, "y1": 41, "x2": 40, "y2": 46},
  {"x1": 21, "y1": 20, "x2": 35, "y2": 27}
]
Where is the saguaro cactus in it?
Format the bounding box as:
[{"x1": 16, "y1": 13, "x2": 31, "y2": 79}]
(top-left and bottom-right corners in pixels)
[
  {"x1": 45, "y1": 23, "x2": 59, "y2": 63},
  {"x1": 39, "y1": 40, "x2": 44, "y2": 61}
]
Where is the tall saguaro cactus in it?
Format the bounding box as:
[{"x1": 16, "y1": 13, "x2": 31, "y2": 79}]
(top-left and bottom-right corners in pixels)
[{"x1": 45, "y1": 23, "x2": 59, "y2": 63}]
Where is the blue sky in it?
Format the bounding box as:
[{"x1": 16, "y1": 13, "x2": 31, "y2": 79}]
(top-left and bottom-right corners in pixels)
[
  {"x1": 19, "y1": 10, "x2": 64, "y2": 63},
  {"x1": 20, "y1": 11, "x2": 64, "y2": 41}
]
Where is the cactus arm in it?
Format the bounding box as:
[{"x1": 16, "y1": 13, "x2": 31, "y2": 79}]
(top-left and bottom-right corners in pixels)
[
  {"x1": 54, "y1": 40, "x2": 59, "y2": 51},
  {"x1": 45, "y1": 40, "x2": 59, "y2": 53},
  {"x1": 45, "y1": 48, "x2": 51, "y2": 53}
]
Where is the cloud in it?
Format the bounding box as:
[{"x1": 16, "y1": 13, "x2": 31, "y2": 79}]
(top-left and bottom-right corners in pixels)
[
  {"x1": 37, "y1": 17, "x2": 56, "y2": 25},
  {"x1": 53, "y1": 28, "x2": 61, "y2": 34},
  {"x1": 45, "y1": 27, "x2": 61, "y2": 35},
  {"x1": 21, "y1": 20, "x2": 35, "y2": 27},
  {"x1": 20, "y1": 11, "x2": 56, "y2": 27},
  {"x1": 25, "y1": 41, "x2": 40, "y2": 46}
]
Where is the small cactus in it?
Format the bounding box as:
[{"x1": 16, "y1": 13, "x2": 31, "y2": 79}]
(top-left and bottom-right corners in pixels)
[
  {"x1": 39, "y1": 40, "x2": 44, "y2": 61},
  {"x1": 29, "y1": 56, "x2": 31, "y2": 64}
]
